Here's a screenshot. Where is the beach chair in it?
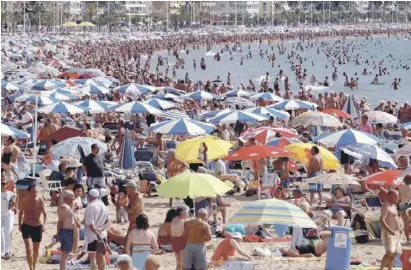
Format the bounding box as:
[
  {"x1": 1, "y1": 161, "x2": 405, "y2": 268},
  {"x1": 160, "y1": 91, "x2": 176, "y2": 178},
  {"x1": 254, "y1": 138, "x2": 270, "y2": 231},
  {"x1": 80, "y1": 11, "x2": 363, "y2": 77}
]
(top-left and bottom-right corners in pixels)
[
  {"x1": 138, "y1": 169, "x2": 163, "y2": 195},
  {"x1": 39, "y1": 171, "x2": 63, "y2": 200},
  {"x1": 166, "y1": 140, "x2": 177, "y2": 149},
  {"x1": 365, "y1": 195, "x2": 382, "y2": 209}
]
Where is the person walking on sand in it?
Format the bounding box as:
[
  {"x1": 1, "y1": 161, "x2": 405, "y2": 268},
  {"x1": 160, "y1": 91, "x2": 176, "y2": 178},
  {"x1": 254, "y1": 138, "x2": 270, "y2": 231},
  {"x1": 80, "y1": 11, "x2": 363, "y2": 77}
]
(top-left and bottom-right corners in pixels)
[
  {"x1": 183, "y1": 208, "x2": 212, "y2": 270},
  {"x1": 171, "y1": 206, "x2": 189, "y2": 270},
  {"x1": 18, "y1": 184, "x2": 47, "y2": 270},
  {"x1": 126, "y1": 182, "x2": 144, "y2": 235},
  {"x1": 380, "y1": 190, "x2": 402, "y2": 270},
  {"x1": 398, "y1": 174, "x2": 411, "y2": 245},
  {"x1": 1, "y1": 172, "x2": 16, "y2": 260}
]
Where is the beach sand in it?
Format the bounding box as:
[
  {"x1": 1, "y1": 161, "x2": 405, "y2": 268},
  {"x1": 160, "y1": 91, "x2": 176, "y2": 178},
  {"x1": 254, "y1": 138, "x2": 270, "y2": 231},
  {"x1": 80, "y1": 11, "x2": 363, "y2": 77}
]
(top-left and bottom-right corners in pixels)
[{"x1": 2, "y1": 194, "x2": 385, "y2": 270}]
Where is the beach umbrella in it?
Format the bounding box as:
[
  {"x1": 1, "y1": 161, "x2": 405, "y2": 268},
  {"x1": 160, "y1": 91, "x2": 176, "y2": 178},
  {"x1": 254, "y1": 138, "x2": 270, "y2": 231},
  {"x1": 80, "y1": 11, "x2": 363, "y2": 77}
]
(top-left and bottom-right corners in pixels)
[
  {"x1": 31, "y1": 80, "x2": 64, "y2": 90},
  {"x1": 114, "y1": 83, "x2": 154, "y2": 94},
  {"x1": 381, "y1": 143, "x2": 399, "y2": 154},
  {"x1": 38, "y1": 101, "x2": 88, "y2": 114},
  {"x1": 118, "y1": 129, "x2": 136, "y2": 170},
  {"x1": 270, "y1": 99, "x2": 318, "y2": 110},
  {"x1": 363, "y1": 170, "x2": 405, "y2": 188},
  {"x1": 223, "y1": 89, "x2": 252, "y2": 98},
  {"x1": 223, "y1": 145, "x2": 291, "y2": 161},
  {"x1": 243, "y1": 107, "x2": 290, "y2": 121},
  {"x1": 50, "y1": 137, "x2": 107, "y2": 160},
  {"x1": 157, "y1": 172, "x2": 232, "y2": 199},
  {"x1": 222, "y1": 97, "x2": 256, "y2": 108},
  {"x1": 313, "y1": 129, "x2": 381, "y2": 148},
  {"x1": 149, "y1": 118, "x2": 215, "y2": 135},
  {"x1": 142, "y1": 98, "x2": 176, "y2": 110},
  {"x1": 208, "y1": 111, "x2": 268, "y2": 124},
  {"x1": 1, "y1": 81, "x2": 19, "y2": 91},
  {"x1": 160, "y1": 87, "x2": 185, "y2": 96},
  {"x1": 266, "y1": 137, "x2": 302, "y2": 147},
  {"x1": 80, "y1": 83, "x2": 110, "y2": 95},
  {"x1": 228, "y1": 198, "x2": 316, "y2": 228},
  {"x1": 176, "y1": 136, "x2": 233, "y2": 163},
  {"x1": 14, "y1": 94, "x2": 59, "y2": 105},
  {"x1": 113, "y1": 101, "x2": 163, "y2": 115},
  {"x1": 160, "y1": 110, "x2": 190, "y2": 120},
  {"x1": 201, "y1": 108, "x2": 233, "y2": 119},
  {"x1": 400, "y1": 122, "x2": 411, "y2": 130},
  {"x1": 284, "y1": 143, "x2": 340, "y2": 170},
  {"x1": 240, "y1": 127, "x2": 298, "y2": 144},
  {"x1": 75, "y1": 100, "x2": 112, "y2": 114},
  {"x1": 63, "y1": 21, "x2": 78, "y2": 27},
  {"x1": 362, "y1": 111, "x2": 398, "y2": 125},
  {"x1": 341, "y1": 144, "x2": 397, "y2": 168},
  {"x1": 308, "y1": 173, "x2": 360, "y2": 186},
  {"x1": 0, "y1": 123, "x2": 30, "y2": 139},
  {"x1": 249, "y1": 92, "x2": 284, "y2": 102},
  {"x1": 342, "y1": 95, "x2": 360, "y2": 118},
  {"x1": 396, "y1": 144, "x2": 411, "y2": 155},
  {"x1": 290, "y1": 111, "x2": 341, "y2": 127},
  {"x1": 18, "y1": 78, "x2": 39, "y2": 87},
  {"x1": 78, "y1": 21, "x2": 95, "y2": 27},
  {"x1": 48, "y1": 88, "x2": 79, "y2": 100},
  {"x1": 184, "y1": 90, "x2": 215, "y2": 100},
  {"x1": 322, "y1": 109, "x2": 351, "y2": 119}
]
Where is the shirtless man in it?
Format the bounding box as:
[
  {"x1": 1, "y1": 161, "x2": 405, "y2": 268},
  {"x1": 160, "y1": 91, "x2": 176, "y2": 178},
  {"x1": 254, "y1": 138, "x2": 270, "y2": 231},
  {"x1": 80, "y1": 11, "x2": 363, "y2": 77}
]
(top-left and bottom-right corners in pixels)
[
  {"x1": 399, "y1": 174, "x2": 411, "y2": 244},
  {"x1": 1, "y1": 135, "x2": 20, "y2": 184},
  {"x1": 307, "y1": 146, "x2": 324, "y2": 205},
  {"x1": 18, "y1": 184, "x2": 47, "y2": 270},
  {"x1": 125, "y1": 182, "x2": 144, "y2": 234},
  {"x1": 380, "y1": 190, "x2": 402, "y2": 270},
  {"x1": 171, "y1": 206, "x2": 189, "y2": 270}
]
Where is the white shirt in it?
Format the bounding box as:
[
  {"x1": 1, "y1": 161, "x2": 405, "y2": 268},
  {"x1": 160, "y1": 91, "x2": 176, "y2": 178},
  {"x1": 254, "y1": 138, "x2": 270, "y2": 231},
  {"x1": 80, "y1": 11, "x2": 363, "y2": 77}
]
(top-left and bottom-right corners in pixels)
[
  {"x1": 1, "y1": 191, "x2": 15, "y2": 216},
  {"x1": 22, "y1": 112, "x2": 33, "y2": 129},
  {"x1": 83, "y1": 199, "x2": 109, "y2": 247},
  {"x1": 214, "y1": 159, "x2": 227, "y2": 176}
]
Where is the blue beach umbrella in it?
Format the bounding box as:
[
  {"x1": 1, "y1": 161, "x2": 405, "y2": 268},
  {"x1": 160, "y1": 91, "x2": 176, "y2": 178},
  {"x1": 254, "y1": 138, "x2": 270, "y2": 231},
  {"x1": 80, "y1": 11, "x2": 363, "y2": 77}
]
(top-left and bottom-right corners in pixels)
[
  {"x1": 18, "y1": 79, "x2": 39, "y2": 87},
  {"x1": 270, "y1": 99, "x2": 317, "y2": 110},
  {"x1": 32, "y1": 79, "x2": 65, "y2": 90},
  {"x1": 400, "y1": 122, "x2": 411, "y2": 130},
  {"x1": 0, "y1": 123, "x2": 30, "y2": 139},
  {"x1": 38, "y1": 101, "x2": 88, "y2": 114},
  {"x1": 342, "y1": 95, "x2": 360, "y2": 118},
  {"x1": 184, "y1": 90, "x2": 215, "y2": 101},
  {"x1": 208, "y1": 111, "x2": 269, "y2": 124},
  {"x1": 224, "y1": 89, "x2": 252, "y2": 98},
  {"x1": 150, "y1": 118, "x2": 215, "y2": 135},
  {"x1": 313, "y1": 128, "x2": 381, "y2": 148},
  {"x1": 250, "y1": 92, "x2": 284, "y2": 102},
  {"x1": 118, "y1": 129, "x2": 136, "y2": 170},
  {"x1": 114, "y1": 83, "x2": 154, "y2": 94},
  {"x1": 75, "y1": 100, "x2": 112, "y2": 114},
  {"x1": 50, "y1": 137, "x2": 107, "y2": 160},
  {"x1": 243, "y1": 107, "x2": 290, "y2": 121},
  {"x1": 80, "y1": 83, "x2": 110, "y2": 95},
  {"x1": 201, "y1": 108, "x2": 233, "y2": 119},
  {"x1": 160, "y1": 110, "x2": 190, "y2": 120},
  {"x1": 14, "y1": 94, "x2": 59, "y2": 105},
  {"x1": 1, "y1": 81, "x2": 19, "y2": 91},
  {"x1": 161, "y1": 87, "x2": 185, "y2": 96},
  {"x1": 49, "y1": 88, "x2": 79, "y2": 100},
  {"x1": 341, "y1": 143, "x2": 398, "y2": 168},
  {"x1": 114, "y1": 101, "x2": 163, "y2": 115},
  {"x1": 142, "y1": 98, "x2": 176, "y2": 110}
]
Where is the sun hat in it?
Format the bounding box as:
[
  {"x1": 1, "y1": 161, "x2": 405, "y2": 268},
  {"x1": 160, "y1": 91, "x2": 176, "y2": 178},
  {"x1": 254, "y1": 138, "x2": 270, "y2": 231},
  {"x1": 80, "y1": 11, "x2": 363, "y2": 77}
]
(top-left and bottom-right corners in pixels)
[{"x1": 68, "y1": 159, "x2": 82, "y2": 168}]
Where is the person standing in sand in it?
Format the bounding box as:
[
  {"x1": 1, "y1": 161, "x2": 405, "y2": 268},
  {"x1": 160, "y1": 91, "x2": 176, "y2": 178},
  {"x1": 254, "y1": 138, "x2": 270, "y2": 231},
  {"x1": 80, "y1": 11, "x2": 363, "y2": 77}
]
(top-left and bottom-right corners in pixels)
[
  {"x1": 380, "y1": 190, "x2": 402, "y2": 270},
  {"x1": 18, "y1": 184, "x2": 47, "y2": 270},
  {"x1": 126, "y1": 182, "x2": 144, "y2": 235},
  {"x1": 171, "y1": 206, "x2": 189, "y2": 270},
  {"x1": 399, "y1": 174, "x2": 411, "y2": 245},
  {"x1": 306, "y1": 146, "x2": 323, "y2": 205}
]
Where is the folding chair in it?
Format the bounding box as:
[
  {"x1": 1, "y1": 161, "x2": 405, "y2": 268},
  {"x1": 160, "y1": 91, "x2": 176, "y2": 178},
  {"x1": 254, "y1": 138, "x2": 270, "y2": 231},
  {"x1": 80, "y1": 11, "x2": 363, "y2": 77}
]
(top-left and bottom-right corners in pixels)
[
  {"x1": 365, "y1": 196, "x2": 382, "y2": 210},
  {"x1": 39, "y1": 171, "x2": 63, "y2": 200}
]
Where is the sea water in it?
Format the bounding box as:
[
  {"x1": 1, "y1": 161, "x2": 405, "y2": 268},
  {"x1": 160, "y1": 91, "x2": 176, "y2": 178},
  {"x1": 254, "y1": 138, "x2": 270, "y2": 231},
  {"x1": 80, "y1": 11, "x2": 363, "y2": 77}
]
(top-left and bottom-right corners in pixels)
[{"x1": 149, "y1": 36, "x2": 411, "y2": 107}]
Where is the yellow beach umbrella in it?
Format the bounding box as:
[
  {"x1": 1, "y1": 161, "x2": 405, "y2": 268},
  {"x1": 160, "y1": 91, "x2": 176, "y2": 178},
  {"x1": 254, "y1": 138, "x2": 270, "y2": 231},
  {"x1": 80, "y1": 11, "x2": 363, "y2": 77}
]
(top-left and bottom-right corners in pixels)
[
  {"x1": 63, "y1": 21, "x2": 78, "y2": 27},
  {"x1": 78, "y1": 21, "x2": 96, "y2": 27},
  {"x1": 175, "y1": 136, "x2": 233, "y2": 163},
  {"x1": 157, "y1": 172, "x2": 232, "y2": 199},
  {"x1": 284, "y1": 143, "x2": 340, "y2": 170}
]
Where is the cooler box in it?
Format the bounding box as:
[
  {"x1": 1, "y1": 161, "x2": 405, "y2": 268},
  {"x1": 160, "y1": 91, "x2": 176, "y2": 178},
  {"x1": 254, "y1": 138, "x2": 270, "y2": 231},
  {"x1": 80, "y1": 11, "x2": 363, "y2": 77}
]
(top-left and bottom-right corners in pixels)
[{"x1": 325, "y1": 226, "x2": 352, "y2": 270}]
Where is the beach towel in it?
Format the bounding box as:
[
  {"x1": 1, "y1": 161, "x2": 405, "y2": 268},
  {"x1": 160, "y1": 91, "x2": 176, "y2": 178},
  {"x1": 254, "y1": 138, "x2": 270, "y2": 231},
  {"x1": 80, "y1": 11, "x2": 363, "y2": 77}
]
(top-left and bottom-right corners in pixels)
[{"x1": 243, "y1": 235, "x2": 290, "y2": 243}]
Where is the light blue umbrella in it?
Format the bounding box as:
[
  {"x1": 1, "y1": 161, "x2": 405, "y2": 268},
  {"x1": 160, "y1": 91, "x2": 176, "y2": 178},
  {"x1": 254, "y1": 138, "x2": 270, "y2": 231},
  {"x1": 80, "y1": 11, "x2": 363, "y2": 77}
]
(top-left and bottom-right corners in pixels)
[
  {"x1": 142, "y1": 98, "x2": 176, "y2": 110},
  {"x1": 49, "y1": 88, "x2": 79, "y2": 100},
  {"x1": 341, "y1": 143, "x2": 398, "y2": 168},
  {"x1": 161, "y1": 87, "x2": 185, "y2": 96},
  {"x1": 400, "y1": 122, "x2": 411, "y2": 130},
  {"x1": 80, "y1": 83, "x2": 110, "y2": 95},
  {"x1": 270, "y1": 99, "x2": 317, "y2": 110},
  {"x1": 18, "y1": 78, "x2": 39, "y2": 87},
  {"x1": 38, "y1": 101, "x2": 88, "y2": 114},
  {"x1": 160, "y1": 110, "x2": 190, "y2": 120},
  {"x1": 0, "y1": 123, "x2": 30, "y2": 139},
  {"x1": 224, "y1": 89, "x2": 252, "y2": 98},
  {"x1": 1, "y1": 81, "x2": 19, "y2": 91},
  {"x1": 243, "y1": 107, "x2": 290, "y2": 121},
  {"x1": 313, "y1": 128, "x2": 381, "y2": 148},
  {"x1": 150, "y1": 118, "x2": 215, "y2": 135},
  {"x1": 114, "y1": 83, "x2": 154, "y2": 94},
  {"x1": 14, "y1": 94, "x2": 59, "y2": 105},
  {"x1": 342, "y1": 95, "x2": 360, "y2": 118},
  {"x1": 50, "y1": 137, "x2": 107, "y2": 160},
  {"x1": 114, "y1": 101, "x2": 163, "y2": 115},
  {"x1": 250, "y1": 92, "x2": 284, "y2": 102},
  {"x1": 208, "y1": 111, "x2": 269, "y2": 124},
  {"x1": 75, "y1": 100, "x2": 112, "y2": 113},
  {"x1": 32, "y1": 79, "x2": 65, "y2": 90},
  {"x1": 201, "y1": 108, "x2": 233, "y2": 119},
  {"x1": 118, "y1": 129, "x2": 136, "y2": 170},
  {"x1": 184, "y1": 90, "x2": 215, "y2": 100}
]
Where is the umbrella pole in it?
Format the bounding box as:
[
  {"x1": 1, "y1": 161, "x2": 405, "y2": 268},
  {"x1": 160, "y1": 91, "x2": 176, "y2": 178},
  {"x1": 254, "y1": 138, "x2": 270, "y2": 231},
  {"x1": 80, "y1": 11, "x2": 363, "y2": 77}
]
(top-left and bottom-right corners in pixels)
[{"x1": 32, "y1": 95, "x2": 38, "y2": 178}]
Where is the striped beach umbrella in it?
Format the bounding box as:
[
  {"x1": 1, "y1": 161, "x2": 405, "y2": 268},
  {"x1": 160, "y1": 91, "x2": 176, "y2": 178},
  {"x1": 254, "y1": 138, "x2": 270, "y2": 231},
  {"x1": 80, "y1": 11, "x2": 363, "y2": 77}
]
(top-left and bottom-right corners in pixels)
[
  {"x1": 118, "y1": 129, "x2": 136, "y2": 170},
  {"x1": 0, "y1": 123, "x2": 30, "y2": 139},
  {"x1": 341, "y1": 144, "x2": 397, "y2": 169},
  {"x1": 290, "y1": 111, "x2": 341, "y2": 127},
  {"x1": 342, "y1": 95, "x2": 360, "y2": 118},
  {"x1": 243, "y1": 107, "x2": 290, "y2": 121},
  {"x1": 18, "y1": 79, "x2": 39, "y2": 87},
  {"x1": 50, "y1": 137, "x2": 107, "y2": 160},
  {"x1": 184, "y1": 90, "x2": 215, "y2": 100},
  {"x1": 270, "y1": 99, "x2": 317, "y2": 110},
  {"x1": 249, "y1": 92, "x2": 284, "y2": 102},
  {"x1": 400, "y1": 122, "x2": 411, "y2": 130},
  {"x1": 80, "y1": 83, "x2": 110, "y2": 95},
  {"x1": 38, "y1": 101, "x2": 88, "y2": 114},
  {"x1": 201, "y1": 108, "x2": 233, "y2": 119},
  {"x1": 313, "y1": 128, "x2": 381, "y2": 148},
  {"x1": 228, "y1": 199, "x2": 316, "y2": 228},
  {"x1": 160, "y1": 110, "x2": 190, "y2": 120},
  {"x1": 32, "y1": 79, "x2": 65, "y2": 90},
  {"x1": 114, "y1": 83, "x2": 154, "y2": 94},
  {"x1": 224, "y1": 89, "x2": 252, "y2": 98},
  {"x1": 113, "y1": 101, "x2": 163, "y2": 115},
  {"x1": 362, "y1": 111, "x2": 398, "y2": 125},
  {"x1": 75, "y1": 100, "x2": 112, "y2": 114},
  {"x1": 14, "y1": 94, "x2": 59, "y2": 105},
  {"x1": 161, "y1": 87, "x2": 186, "y2": 96},
  {"x1": 48, "y1": 88, "x2": 79, "y2": 100},
  {"x1": 143, "y1": 98, "x2": 176, "y2": 110},
  {"x1": 150, "y1": 118, "x2": 215, "y2": 135},
  {"x1": 1, "y1": 81, "x2": 19, "y2": 91},
  {"x1": 266, "y1": 137, "x2": 302, "y2": 147},
  {"x1": 208, "y1": 111, "x2": 268, "y2": 124}
]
